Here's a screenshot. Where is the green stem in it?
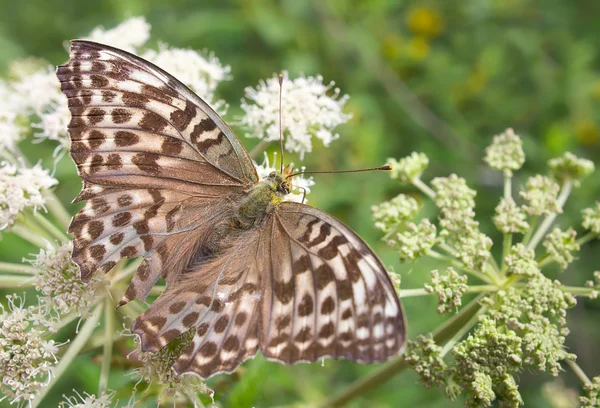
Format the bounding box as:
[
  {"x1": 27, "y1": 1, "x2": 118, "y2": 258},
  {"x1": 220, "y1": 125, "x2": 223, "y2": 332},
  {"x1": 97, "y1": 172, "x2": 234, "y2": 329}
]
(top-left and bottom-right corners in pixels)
[
  {"x1": 501, "y1": 233, "x2": 512, "y2": 272},
  {"x1": 249, "y1": 140, "x2": 271, "y2": 160},
  {"x1": 412, "y1": 177, "x2": 436, "y2": 200},
  {"x1": 0, "y1": 274, "x2": 34, "y2": 288},
  {"x1": 440, "y1": 304, "x2": 488, "y2": 356},
  {"x1": 50, "y1": 311, "x2": 83, "y2": 334},
  {"x1": 504, "y1": 172, "x2": 512, "y2": 199},
  {"x1": 526, "y1": 180, "x2": 573, "y2": 251},
  {"x1": 149, "y1": 285, "x2": 167, "y2": 296},
  {"x1": 0, "y1": 262, "x2": 42, "y2": 274},
  {"x1": 522, "y1": 216, "x2": 538, "y2": 247},
  {"x1": 400, "y1": 285, "x2": 498, "y2": 298},
  {"x1": 33, "y1": 211, "x2": 69, "y2": 243},
  {"x1": 32, "y1": 304, "x2": 102, "y2": 408},
  {"x1": 99, "y1": 299, "x2": 115, "y2": 394},
  {"x1": 566, "y1": 359, "x2": 592, "y2": 386},
  {"x1": 11, "y1": 224, "x2": 49, "y2": 248},
  {"x1": 184, "y1": 390, "x2": 207, "y2": 408},
  {"x1": 319, "y1": 294, "x2": 486, "y2": 407},
  {"x1": 561, "y1": 286, "x2": 598, "y2": 297},
  {"x1": 576, "y1": 231, "x2": 597, "y2": 246},
  {"x1": 42, "y1": 190, "x2": 72, "y2": 230},
  {"x1": 428, "y1": 249, "x2": 493, "y2": 284}
]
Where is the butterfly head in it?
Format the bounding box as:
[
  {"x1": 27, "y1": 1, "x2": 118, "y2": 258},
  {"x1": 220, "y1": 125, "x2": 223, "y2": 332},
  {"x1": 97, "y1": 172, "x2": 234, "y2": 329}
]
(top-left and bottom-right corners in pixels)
[{"x1": 265, "y1": 164, "x2": 294, "y2": 196}]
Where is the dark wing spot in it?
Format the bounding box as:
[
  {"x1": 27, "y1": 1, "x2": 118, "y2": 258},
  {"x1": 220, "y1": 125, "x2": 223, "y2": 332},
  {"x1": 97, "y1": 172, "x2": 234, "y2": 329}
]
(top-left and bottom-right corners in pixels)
[
  {"x1": 214, "y1": 316, "x2": 229, "y2": 333},
  {"x1": 109, "y1": 232, "x2": 124, "y2": 245},
  {"x1": 298, "y1": 294, "x2": 314, "y2": 317},
  {"x1": 112, "y1": 108, "x2": 132, "y2": 124},
  {"x1": 182, "y1": 311, "x2": 199, "y2": 327},
  {"x1": 115, "y1": 131, "x2": 139, "y2": 147},
  {"x1": 321, "y1": 296, "x2": 336, "y2": 315},
  {"x1": 112, "y1": 212, "x2": 132, "y2": 227},
  {"x1": 139, "y1": 111, "x2": 168, "y2": 132}
]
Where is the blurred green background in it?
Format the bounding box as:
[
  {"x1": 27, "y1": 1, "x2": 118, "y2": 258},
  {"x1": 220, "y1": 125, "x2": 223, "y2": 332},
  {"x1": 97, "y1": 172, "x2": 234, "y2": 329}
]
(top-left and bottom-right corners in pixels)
[{"x1": 1, "y1": 0, "x2": 599, "y2": 407}]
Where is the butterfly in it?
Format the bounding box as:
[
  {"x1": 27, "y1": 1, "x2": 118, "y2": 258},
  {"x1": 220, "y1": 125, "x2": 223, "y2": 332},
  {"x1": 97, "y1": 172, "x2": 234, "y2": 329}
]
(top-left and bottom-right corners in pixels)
[{"x1": 56, "y1": 40, "x2": 406, "y2": 378}]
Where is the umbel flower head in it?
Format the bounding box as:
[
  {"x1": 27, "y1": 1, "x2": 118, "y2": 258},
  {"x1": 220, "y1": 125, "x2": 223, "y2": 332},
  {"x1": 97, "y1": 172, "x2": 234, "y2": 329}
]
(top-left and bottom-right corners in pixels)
[
  {"x1": 386, "y1": 152, "x2": 429, "y2": 183},
  {"x1": 240, "y1": 71, "x2": 351, "y2": 159},
  {"x1": 484, "y1": 128, "x2": 525, "y2": 176},
  {"x1": 0, "y1": 161, "x2": 57, "y2": 230},
  {"x1": 548, "y1": 151, "x2": 595, "y2": 186},
  {"x1": 30, "y1": 242, "x2": 104, "y2": 324},
  {"x1": 0, "y1": 295, "x2": 61, "y2": 405},
  {"x1": 371, "y1": 194, "x2": 419, "y2": 233}
]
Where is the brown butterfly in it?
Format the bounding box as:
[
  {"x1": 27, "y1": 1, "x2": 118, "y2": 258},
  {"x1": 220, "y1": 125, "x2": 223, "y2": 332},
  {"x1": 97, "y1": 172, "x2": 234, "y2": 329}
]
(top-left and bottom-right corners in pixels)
[{"x1": 56, "y1": 40, "x2": 406, "y2": 378}]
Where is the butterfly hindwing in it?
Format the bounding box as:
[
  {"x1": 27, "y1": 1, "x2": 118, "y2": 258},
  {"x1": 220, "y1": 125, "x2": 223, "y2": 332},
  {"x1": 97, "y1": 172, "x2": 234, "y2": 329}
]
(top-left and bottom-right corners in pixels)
[
  {"x1": 57, "y1": 40, "x2": 257, "y2": 302},
  {"x1": 263, "y1": 203, "x2": 405, "y2": 363},
  {"x1": 132, "y1": 204, "x2": 405, "y2": 378}
]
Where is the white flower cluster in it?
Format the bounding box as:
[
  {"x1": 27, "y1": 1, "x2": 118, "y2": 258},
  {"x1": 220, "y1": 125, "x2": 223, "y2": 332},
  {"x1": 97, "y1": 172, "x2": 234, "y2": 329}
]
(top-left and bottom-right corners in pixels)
[
  {"x1": 143, "y1": 45, "x2": 231, "y2": 113},
  {"x1": 85, "y1": 16, "x2": 151, "y2": 52},
  {"x1": 253, "y1": 153, "x2": 315, "y2": 203},
  {"x1": 241, "y1": 72, "x2": 351, "y2": 159},
  {"x1": 1, "y1": 17, "x2": 230, "y2": 153},
  {"x1": 0, "y1": 162, "x2": 57, "y2": 230},
  {"x1": 60, "y1": 391, "x2": 115, "y2": 408},
  {"x1": 0, "y1": 295, "x2": 61, "y2": 405},
  {"x1": 30, "y1": 242, "x2": 104, "y2": 322}
]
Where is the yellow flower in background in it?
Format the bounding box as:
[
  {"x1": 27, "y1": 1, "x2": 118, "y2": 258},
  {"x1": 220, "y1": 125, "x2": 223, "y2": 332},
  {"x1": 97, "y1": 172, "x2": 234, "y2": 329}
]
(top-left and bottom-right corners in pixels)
[
  {"x1": 407, "y1": 36, "x2": 430, "y2": 61},
  {"x1": 383, "y1": 34, "x2": 404, "y2": 60},
  {"x1": 575, "y1": 120, "x2": 599, "y2": 145},
  {"x1": 406, "y1": 6, "x2": 444, "y2": 38}
]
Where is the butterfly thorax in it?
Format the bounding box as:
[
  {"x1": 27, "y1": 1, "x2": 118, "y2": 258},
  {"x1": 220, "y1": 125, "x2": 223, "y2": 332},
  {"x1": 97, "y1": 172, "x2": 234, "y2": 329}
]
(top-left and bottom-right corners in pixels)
[{"x1": 233, "y1": 170, "x2": 292, "y2": 229}]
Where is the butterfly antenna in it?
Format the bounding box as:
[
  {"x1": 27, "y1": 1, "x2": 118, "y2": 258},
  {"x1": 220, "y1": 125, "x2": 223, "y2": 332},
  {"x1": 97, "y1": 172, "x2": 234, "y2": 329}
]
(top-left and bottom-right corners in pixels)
[
  {"x1": 289, "y1": 165, "x2": 392, "y2": 177},
  {"x1": 278, "y1": 73, "x2": 284, "y2": 173}
]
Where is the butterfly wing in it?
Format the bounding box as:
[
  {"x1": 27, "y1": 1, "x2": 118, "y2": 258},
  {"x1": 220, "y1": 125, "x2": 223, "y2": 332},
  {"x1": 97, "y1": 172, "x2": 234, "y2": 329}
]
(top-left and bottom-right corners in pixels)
[
  {"x1": 263, "y1": 202, "x2": 406, "y2": 363},
  {"x1": 132, "y1": 203, "x2": 405, "y2": 378},
  {"x1": 56, "y1": 40, "x2": 258, "y2": 303}
]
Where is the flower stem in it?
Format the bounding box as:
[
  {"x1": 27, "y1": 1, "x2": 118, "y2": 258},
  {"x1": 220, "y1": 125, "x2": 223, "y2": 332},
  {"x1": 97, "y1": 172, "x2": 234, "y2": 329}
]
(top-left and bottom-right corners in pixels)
[
  {"x1": 522, "y1": 215, "x2": 538, "y2": 247},
  {"x1": 32, "y1": 304, "x2": 102, "y2": 408},
  {"x1": 412, "y1": 177, "x2": 436, "y2": 200},
  {"x1": 504, "y1": 172, "x2": 512, "y2": 199},
  {"x1": 318, "y1": 294, "x2": 486, "y2": 407},
  {"x1": 33, "y1": 211, "x2": 69, "y2": 243},
  {"x1": 11, "y1": 224, "x2": 49, "y2": 248},
  {"x1": 566, "y1": 359, "x2": 592, "y2": 386},
  {"x1": 0, "y1": 274, "x2": 34, "y2": 287},
  {"x1": 561, "y1": 286, "x2": 598, "y2": 297},
  {"x1": 99, "y1": 298, "x2": 115, "y2": 394},
  {"x1": 184, "y1": 390, "x2": 207, "y2": 408},
  {"x1": 428, "y1": 249, "x2": 493, "y2": 283},
  {"x1": 42, "y1": 190, "x2": 72, "y2": 230},
  {"x1": 400, "y1": 285, "x2": 497, "y2": 298},
  {"x1": 440, "y1": 304, "x2": 488, "y2": 356},
  {"x1": 249, "y1": 140, "x2": 271, "y2": 159},
  {"x1": 501, "y1": 233, "x2": 512, "y2": 272},
  {"x1": 0, "y1": 262, "x2": 42, "y2": 274},
  {"x1": 526, "y1": 180, "x2": 573, "y2": 251},
  {"x1": 576, "y1": 231, "x2": 597, "y2": 246}
]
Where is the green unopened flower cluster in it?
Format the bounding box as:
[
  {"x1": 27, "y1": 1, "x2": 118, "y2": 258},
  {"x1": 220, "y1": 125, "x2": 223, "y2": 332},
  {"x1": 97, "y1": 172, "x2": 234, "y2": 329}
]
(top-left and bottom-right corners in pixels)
[
  {"x1": 393, "y1": 220, "x2": 437, "y2": 262},
  {"x1": 424, "y1": 267, "x2": 468, "y2": 313},
  {"x1": 582, "y1": 202, "x2": 600, "y2": 234},
  {"x1": 580, "y1": 376, "x2": 600, "y2": 408},
  {"x1": 484, "y1": 128, "x2": 525, "y2": 176},
  {"x1": 432, "y1": 175, "x2": 492, "y2": 270},
  {"x1": 485, "y1": 275, "x2": 576, "y2": 376},
  {"x1": 493, "y1": 197, "x2": 529, "y2": 234},
  {"x1": 504, "y1": 244, "x2": 538, "y2": 277},
  {"x1": 543, "y1": 227, "x2": 580, "y2": 270},
  {"x1": 371, "y1": 194, "x2": 419, "y2": 233},
  {"x1": 377, "y1": 132, "x2": 597, "y2": 407},
  {"x1": 405, "y1": 334, "x2": 447, "y2": 388},
  {"x1": 549, "y1": 152, "x2": 595, "y2": 186},
  {"x1": 452, "y1": 316, "x2": 523, "y2": 407},
  {"x1": 584, "y1": 271, "x2": 600, "y2": 300},
  {"x1": 386, "y1": 152, "x2": 429, "y2": 183},
  {"x1": 520, "y1": 175, "x2": 562, "y2": 216}
]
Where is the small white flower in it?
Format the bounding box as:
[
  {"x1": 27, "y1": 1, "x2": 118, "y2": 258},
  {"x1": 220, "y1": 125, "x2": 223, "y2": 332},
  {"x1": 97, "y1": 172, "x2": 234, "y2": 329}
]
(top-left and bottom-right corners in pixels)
[
  {"x1": 241, "y1": 71, "x2": 351, "y2": 159},
  {"x1": 29, "y1": 242, "x2": 104, "y2": 321},
  {"x1": 0, "y1": 162, "x2": 58, "y2": 230},
  {"x1": 143, "y1": 44, "x2": 231, "y2": 113},
  {"x1": 60, "y1": 390, "x2": 114, "y2": 408},
  {"x1": 9, "y1": 66, "x2": 64, "y2": 116},
  {"x1": 254, "y1": 152, "x2": 315, "y2": 203},
  {"x1": 86, "y1": 16, "x2": 151, "y2": 52}
]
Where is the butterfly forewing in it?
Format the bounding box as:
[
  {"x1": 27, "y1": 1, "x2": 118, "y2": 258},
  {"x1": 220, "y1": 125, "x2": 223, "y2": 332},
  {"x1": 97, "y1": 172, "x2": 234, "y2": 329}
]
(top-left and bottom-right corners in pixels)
[
  {"x1": 58, "y1": 40, "x2": 405, "y2": 379},
  {"x1": 57, "y1": 40, "x2": 258, "y2": 303}
]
